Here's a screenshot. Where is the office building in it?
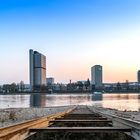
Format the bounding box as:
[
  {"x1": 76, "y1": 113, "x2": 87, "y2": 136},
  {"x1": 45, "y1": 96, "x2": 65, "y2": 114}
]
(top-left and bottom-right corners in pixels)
[
  {"x1": 47, "y1": 77, "x2": 54, "y2": 85},
  {"x1": 91, "y1": 65, "x2": 102, "y2": 88},
  {"x1": 137, "y1": 70, "x2": 140, "y2": 83},
  {"x1": 29, "y1": 49, "x2": 46, "y2": 90}
]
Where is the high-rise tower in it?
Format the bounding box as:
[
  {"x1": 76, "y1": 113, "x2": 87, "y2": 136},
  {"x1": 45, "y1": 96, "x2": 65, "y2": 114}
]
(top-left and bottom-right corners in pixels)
[
  {"x1": 137, "y1": 70, "x2": 140, "y2": 83},
  {"x1": 29, "y1": 49, "x2": 46, "y2": 90},
  {"x1": 91, "y1": 65, "x2": 102, "y2": 88}
]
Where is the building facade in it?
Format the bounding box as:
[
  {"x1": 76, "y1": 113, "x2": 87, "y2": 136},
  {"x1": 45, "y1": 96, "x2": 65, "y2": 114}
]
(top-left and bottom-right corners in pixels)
[
  {"x1": 91, "y1": 65, "x2": 102, "y2": 88},
  {"x1": 137, "y1": 70, "x2": 140, "y2": 83},
  {"x1": 29, "y1": 49, "x2": 46, "y2": 90},
  {"x1": 47, "y1": 77, "x2": 54, "y2": 85}
]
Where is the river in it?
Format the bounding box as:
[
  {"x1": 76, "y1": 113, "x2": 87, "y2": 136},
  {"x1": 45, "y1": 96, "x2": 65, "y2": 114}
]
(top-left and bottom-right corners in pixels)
[{"x1": 0, "y1": 93, "x2": 140, "y2": 111}]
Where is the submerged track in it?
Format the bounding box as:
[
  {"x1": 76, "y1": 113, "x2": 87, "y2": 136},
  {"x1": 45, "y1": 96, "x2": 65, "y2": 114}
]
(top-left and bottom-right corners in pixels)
[{"x1": 27, "y1": 106, "x2": 135, "y2": 140}]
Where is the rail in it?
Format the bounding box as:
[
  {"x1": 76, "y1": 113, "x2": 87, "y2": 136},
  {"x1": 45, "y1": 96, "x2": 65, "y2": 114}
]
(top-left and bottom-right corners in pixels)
[
  {"x1": 0, "y1": 107, "x2": 75, "y2": 140},
  {"x1": 91, "y1": 107, "x2": 140, "y2": 140}
]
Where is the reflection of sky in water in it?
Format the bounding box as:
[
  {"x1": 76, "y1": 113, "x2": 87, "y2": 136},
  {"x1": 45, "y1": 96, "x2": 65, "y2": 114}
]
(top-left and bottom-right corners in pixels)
[
  {"x1": 101, "y1": 94, "x2": 140, "y2": 111},
  {"x1": 0, "y1": 93, "x2": 140, "y2": 111},
  {"x1": 0, "y1": 95, "x2": 30, "y2": 108},
  {"x1": 30, "y1": 94, "x2": 91, "y2": 107},
  {"x1": 101, "y1": 99, "x2": 140, "y2": 111}
]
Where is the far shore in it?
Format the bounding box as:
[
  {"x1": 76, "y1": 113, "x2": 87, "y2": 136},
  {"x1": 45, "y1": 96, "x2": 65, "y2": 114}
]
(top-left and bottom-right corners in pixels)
[{"x1": 0, "y1": 92, "x2": 140, "y2": 95}]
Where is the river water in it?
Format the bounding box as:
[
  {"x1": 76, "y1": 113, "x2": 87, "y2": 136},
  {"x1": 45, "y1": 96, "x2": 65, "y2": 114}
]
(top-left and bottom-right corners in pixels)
[{"x1": 0, "y1": 93, "x2": 140, "y2": 111}]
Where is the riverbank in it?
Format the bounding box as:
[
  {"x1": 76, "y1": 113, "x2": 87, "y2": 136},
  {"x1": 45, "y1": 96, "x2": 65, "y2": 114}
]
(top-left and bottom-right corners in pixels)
[
  {"x1": 0, "y1": 92, "x2": 140, "y2": 95},
  {"x1": 0, "y1": 106, "x2": 73, "y2": 128},
  {"x1": 1, "y1": 105, "x2": 140, "y2": 129}
]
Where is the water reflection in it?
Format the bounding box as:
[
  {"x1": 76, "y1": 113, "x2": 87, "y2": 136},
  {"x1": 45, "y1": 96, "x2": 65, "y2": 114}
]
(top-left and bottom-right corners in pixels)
[
  {"x1": 91, "y1": 93, "x2": 103, "y2": 101},
  {"x1": 0, "y1": 93, "x2": 140, "y2": 111},
  {"x1": 30, "y1": 94, "x2": 41, "y2": 107},
  {"x1": 0, "y1": 95, "x2": 30, "y2": 108},
  {"x1": 101, "y1": 94, "x2": 140, "y2": 111},
  {"x1": 30, "y1": 94, "x2": 91, "y2": 107}
]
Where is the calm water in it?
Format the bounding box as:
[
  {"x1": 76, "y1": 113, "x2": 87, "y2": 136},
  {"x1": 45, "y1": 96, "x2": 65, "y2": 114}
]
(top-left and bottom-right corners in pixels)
[{"x1": 0, "y1": 93, "x2": 140, "y2": 111}]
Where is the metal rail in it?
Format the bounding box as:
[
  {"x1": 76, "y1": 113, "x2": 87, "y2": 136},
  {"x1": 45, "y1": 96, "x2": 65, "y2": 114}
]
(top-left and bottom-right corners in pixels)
[
  {"x1": 0, "y1": 107, "x2": 75, "y2": 140},
  {"x1": 89, "y1": 106, "x2": 140, "y2": 140},
  {"x1": 27, "y1": 106, "x2": 134, "y2": 140}
]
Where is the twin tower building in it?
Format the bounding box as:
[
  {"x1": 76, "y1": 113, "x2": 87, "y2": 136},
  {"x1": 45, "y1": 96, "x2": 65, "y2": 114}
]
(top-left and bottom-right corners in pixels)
[
  {"x1": 29, "y1": 49, "x2": 46, "y2": 90},
  {"x1": 29, "y1": 49, "x2": 103, "y2": 91}
]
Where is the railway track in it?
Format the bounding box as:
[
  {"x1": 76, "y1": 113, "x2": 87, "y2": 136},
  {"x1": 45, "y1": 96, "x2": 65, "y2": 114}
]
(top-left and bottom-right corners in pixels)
[
  {"x1": 0, "y1": 106, "x2": 136, "y2": 140},
  {"x1": 27, "y1": 106, "x2": 135, "y2": 140}
]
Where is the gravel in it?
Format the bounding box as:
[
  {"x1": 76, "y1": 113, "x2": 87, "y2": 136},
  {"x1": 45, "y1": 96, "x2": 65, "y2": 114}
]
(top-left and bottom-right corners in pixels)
[
  {"x1": 89, "y1": 106, "x2": 140, "y2": 122},
  {"x1": 0, "y1": 106, "x2": 74, "y2": 128},
  {"x1": 1, "y1": 105, "x2": 139, "y2": 128}
]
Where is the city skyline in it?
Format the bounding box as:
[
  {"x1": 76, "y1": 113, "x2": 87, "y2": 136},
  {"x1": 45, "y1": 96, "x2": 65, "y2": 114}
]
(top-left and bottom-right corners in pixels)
[{"x1": 0, "y1": 0, "x2": 140, "y2": 84}]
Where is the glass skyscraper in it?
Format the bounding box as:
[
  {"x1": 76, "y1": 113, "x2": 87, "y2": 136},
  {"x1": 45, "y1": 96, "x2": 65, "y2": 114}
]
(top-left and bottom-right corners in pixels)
[
  {"x1": 29, "y1": 49, "x2": 46, "y2": 90},
  {"x1": 137, "y1": 70, "x2": 140, "y2": 83},
  {"x1": 91, "y1": 65, "x2": 102, "y2": 88}
]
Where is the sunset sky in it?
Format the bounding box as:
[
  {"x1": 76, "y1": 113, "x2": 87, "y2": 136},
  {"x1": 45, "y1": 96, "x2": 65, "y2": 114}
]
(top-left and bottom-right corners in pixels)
[{"x1": 0, "y1": 0, "x2": 140, "y2": 84}]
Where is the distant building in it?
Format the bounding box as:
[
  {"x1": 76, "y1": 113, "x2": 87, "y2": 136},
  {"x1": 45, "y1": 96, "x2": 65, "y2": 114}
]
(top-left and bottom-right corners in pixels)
[
  {"x1": 137, "y1": 70, "x2": 140, "y2": 83},
  {"x1": 47, "y1": 77, "x2": 54, "y2": 85},
  {"x1": 0, "y1": 85, "x2": 2, "y2": 93},
  {"x1": 29, "y1": 49, "x2": 46, "y2": 90},
  {"x1": 91, "y1": 65, "x2": 102, "y2": 88}
]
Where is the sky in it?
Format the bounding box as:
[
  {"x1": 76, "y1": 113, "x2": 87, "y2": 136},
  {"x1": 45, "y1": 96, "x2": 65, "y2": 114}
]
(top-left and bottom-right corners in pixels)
[{"x1": 0, "y1": 0, "x2": 140, "y2": 84}]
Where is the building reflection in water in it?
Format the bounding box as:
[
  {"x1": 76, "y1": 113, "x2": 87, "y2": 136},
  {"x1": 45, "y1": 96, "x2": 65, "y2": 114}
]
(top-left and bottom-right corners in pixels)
[
  {"x1": 30, "y1": 93, "x2": 104, "y2": 108},
  {"x1": 29, "y1": 93, "x2": 140, "y2": 111},
  {"x1": 30, "y1": 93, "x2": 41, "y2": 107},
  {"x1": 30, "y1": 94, "x2": 93, "y2": 107},
  {"x1": 91, "y1": 93, "x2": 103, "y2": 101}
]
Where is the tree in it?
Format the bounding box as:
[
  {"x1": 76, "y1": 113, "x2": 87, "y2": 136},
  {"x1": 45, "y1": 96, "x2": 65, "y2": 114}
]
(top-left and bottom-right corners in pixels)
[
  {"x1": 125, "y1": 80, "x2": 129, "y2": 90},
  {"x1": 0, "y1": 86, "x2": 2, "y2": 93},
  {"x1": 40, "y1": 85, "x2": 47, "y2": 92},
  {"x1": 77, "y1": 81, "x2": 84, "y2": 91},
  {"x1": 84, "y1": 78, "x2": 90, "y2": 90},
  {"x1": 10, "y1": 83, "x2": 17, "y2": 93},
  {"x1": 116, "y1": 82, "x2": 121, "y2": 90},
  {"x1": 3, "y1": 84, "x2": 10, "y2": 93},
  {"x1": 19, "y1": 81, "x2": 25, "y2": 92}
]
